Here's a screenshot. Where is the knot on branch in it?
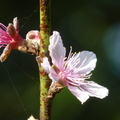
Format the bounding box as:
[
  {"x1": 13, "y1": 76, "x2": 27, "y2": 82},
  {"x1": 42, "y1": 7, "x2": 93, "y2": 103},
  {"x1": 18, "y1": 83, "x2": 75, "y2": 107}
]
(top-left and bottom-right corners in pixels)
[{"x1": 47, "y1": 82, "x2": 64, "y2": 100}]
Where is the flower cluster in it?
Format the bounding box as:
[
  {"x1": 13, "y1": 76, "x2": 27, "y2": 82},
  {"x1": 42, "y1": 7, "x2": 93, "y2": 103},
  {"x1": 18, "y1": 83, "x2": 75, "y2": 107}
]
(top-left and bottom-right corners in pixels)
[
  {"x1": 41, "y1": 31, "x2": 108, "y2": 104},
  {"x1": 0, "y1": 18, "x2": 40, "y2": 62},
  {"x1": 0, "y1": 18, "x2": 108, "y2": 104},
  {"x1": 0, "y1": 17, "x2": 24, "y2": 49}
]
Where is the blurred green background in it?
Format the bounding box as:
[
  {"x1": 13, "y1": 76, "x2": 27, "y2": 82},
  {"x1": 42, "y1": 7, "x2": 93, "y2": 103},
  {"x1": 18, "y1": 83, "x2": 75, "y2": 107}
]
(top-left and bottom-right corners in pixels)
[{"x1": 0, "y1": 0, "x2": 120, "y2": 120}]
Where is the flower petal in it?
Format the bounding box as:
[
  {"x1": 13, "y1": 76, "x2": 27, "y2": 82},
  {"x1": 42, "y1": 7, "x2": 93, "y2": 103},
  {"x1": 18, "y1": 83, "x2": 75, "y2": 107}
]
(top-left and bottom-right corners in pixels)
[
  {"x1": 27, "y1": 115, "x2": 38, "y2": 120},
  {"x1": 80, "y1": 81, "x2": 109, "y2": 98},
  {"x1": 67, "y1": 81, "x2": 108, "y2": 104},
  {"x1": 49, "y1": 68, "x2": 60, "y2": 82},
  {"x1": 0, "y1": 28, "x2": 12, "y2": 47},
  {"x1": 0, "y1": 44, "x2": 11, "y2": 62},
  {"x1": 67, "y1": 51, "x2": 97, "y2": 74},
  {"x1": 49, "y1": 31, "x2": 66, "y2": 69},
  {"x1": 13, "y1": 17, "x2": 19, "y2": 32},
  {"x1": 67, "y1": 84, "x2": 89, "y2": 104},
  {"x1": 41, "y1": 57, "x2": 51, "y2": 73},
  {"x1": 41, "y1": 57, "x2": 60, "y2": 82}
]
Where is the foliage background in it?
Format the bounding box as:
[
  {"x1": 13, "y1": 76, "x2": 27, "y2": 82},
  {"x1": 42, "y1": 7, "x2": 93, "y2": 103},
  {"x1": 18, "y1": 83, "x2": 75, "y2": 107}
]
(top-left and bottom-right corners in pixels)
[{"x1": 0, "y1": 0, "x2": 120, "y2": 120}]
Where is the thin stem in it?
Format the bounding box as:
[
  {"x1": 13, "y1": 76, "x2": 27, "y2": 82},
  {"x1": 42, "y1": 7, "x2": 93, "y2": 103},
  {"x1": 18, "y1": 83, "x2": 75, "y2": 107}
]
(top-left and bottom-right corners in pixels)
[{"x1": 38, "y1": 0, "x2": 51, "y2": 120}]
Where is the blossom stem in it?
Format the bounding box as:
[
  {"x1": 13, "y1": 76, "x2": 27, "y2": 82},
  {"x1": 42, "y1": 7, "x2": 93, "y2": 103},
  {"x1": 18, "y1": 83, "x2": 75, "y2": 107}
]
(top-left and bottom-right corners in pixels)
[{"x1": 38, "y1": 0, "x2": 51, "y2": 120}]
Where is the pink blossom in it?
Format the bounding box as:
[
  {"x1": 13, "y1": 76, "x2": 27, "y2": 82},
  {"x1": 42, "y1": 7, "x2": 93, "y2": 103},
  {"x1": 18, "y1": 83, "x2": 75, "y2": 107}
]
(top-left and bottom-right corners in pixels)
[
  {"x1": 0, "y1": 17, "x2": 24, "y2": 49},
  {"x1": 41, "y1": 31, "x2": 108, "y2": 104},
  {"x1": 27, "y1": 115, "x2": 38, "y2": 120},
  {"x1": 26, "y1": 30, "x2": 40, "y2": 41}
]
